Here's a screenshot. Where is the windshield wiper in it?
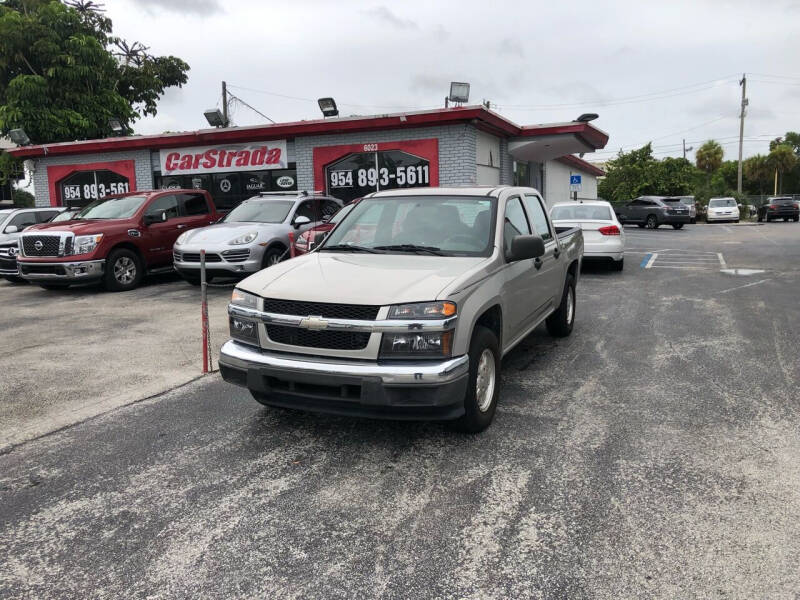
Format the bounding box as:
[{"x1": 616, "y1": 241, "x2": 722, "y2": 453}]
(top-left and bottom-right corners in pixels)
[
  {"x1": 321, "y1": 244, "x2": 383, "y2": 253},
  {"x1": 374, "y1": 244, "x2": 445, "y2": 256}
]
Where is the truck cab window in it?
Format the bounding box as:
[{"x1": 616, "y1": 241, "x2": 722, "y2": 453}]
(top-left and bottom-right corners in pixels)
[
  {"x1": 145, "y1": 195, "x2": 179, "y2": 220},
  {"x1": 503, "y1": 197, "x2": 531, "y2": 256},
  {"x1": 179, "y1": 193, "x2": 209, "y2": 216},
  {"x1": 523, "y1": 195, "x2": 553, "y2": 242}
]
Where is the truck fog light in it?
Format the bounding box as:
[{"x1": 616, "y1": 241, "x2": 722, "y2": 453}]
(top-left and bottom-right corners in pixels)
[
  {"x1": 380, "y1": 331, "x2": 453, "y2": 358},
  {"x1": 230, "y1": 317, "x2": 259, "y2": 344}
]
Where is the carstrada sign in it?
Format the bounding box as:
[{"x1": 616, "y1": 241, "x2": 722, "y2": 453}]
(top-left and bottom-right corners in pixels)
[{"x1": 159, "y1": 140, "x2": 288, "y2": 175}]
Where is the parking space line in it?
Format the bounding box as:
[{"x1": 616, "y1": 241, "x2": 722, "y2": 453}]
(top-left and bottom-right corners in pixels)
[
  {"x1": 639, "y1": 253, "x2": 652, "y2": 267},
  {"x1": 644, "y1": 253, "x2": 658, "y2": 269},
  {"x1": 717, "y1": 253, "x2": 727, "y2": 268},
  {"x1": 650, "y1": 265, "x2": 710, "y2": 270},
  {"x1": 719, "y1": 279, "x2": 771, "y2": 294}
]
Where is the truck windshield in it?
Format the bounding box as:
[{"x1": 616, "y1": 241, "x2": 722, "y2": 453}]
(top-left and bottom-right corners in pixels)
[
  {"x1": 321, "y1": 195, "x2": 496, "y2": 256},
  {"x1": 221, "y1": 200, "x2": 293, "y2": 223},
  {"x1": 709, "y1": 198, "x2": 737, "y2": 207},
  {"x1": 75, "y1": 195, "x2": 148, "y2": 219}
]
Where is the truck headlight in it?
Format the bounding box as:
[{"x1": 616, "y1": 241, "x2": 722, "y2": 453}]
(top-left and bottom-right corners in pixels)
[
  {"x1": 388, "y1": 301, "x2": 456, "y2": 319},
  {"x1": 176, "y1": 231, "x2": 191, "y2": 245},
  {"x1": 72, "y1": 234, "x2": 103, "y2": 255},
  {"x1": 229, "y1": 232, "x2": 257, "y2": 245},
  {"x1": 231, "y1": 288, "x2": 259, "y2": 309},
  {"x1": 380, "y1": 331, "x2": 453, "y2": 358}
]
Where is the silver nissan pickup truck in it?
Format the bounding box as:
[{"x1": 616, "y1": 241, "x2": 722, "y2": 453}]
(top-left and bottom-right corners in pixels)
[{"x1": 219, "y1": 186, "x2": 583, "y2": 432}]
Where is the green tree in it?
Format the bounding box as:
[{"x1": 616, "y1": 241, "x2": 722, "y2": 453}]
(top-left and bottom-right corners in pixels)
[
  {"x1": 695, "y1": 140, "x2": 724, "y2": 174},
  {"x1": 766, "y1": 144, "x2": 798, "y2": 194},
  {"x1": 0, "y1": 0, "x2": 189, "y2": 184},
  {"x1": 10, "y1": 186, "x2": 35, "y2": 207},
  {"x1": 744, "y1": 154, "x2": 771, "y2": 195}
]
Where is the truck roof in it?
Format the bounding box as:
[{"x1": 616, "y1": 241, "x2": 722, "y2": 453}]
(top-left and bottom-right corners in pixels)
[{"x1": 368, "y1": 185, "x2": 543, "y2": 199}]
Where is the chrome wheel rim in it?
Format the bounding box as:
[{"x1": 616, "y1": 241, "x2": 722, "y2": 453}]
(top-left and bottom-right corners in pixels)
[
  {"x1": 566, "y1": 286, "x2": 574, "y2": 325},
  {"x1": 647, "y1": 216, "x2": 656, "y2": 228},
  {"x1": 475, "y1": 348, "x2": 496, "y2": 413},
  {"x1": 267, "y1": 253, "x2": 281, "y2": 266},
  {"x1": 114, "y1": 257, "x2": 136, "y2": 284}
]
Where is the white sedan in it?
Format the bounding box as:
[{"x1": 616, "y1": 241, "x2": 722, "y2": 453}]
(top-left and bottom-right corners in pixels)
[
  {"x1": 550, "y1": 200, "x2": 625, "y2": 271},
  {"x1": 706, "y1": 197, "x2": 740, "y2": 223}
]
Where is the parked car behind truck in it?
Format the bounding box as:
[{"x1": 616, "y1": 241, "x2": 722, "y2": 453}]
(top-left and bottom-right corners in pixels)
[
  {"x1": 173, "y1": 191, "x2": 342, "y2": 283},
  {"x1": 17, "y1": 189, "x2": 218, "y2": 291},
  {"x1": 219, "y1": 186, "x2": 584, "y2": 432},
  {"x1": 0, "y1": 207, "x2": 66, "y2": 282},
  {"x1": 615, "y1": 196, "x2": 691, "y2": 229}
]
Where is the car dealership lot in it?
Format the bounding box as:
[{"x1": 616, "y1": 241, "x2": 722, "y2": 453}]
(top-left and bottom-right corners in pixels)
[{"x1": 1, "y1": 223, "x2": 800, "y2": 598}]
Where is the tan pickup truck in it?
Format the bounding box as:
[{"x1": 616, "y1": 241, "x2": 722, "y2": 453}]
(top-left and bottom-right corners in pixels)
[{"x1": 219, "y1": 186, "x2": 584, "y2": 432}]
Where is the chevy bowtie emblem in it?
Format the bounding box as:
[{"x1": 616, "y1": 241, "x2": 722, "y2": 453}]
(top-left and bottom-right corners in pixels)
[
  {"x1": 34, "y1": 241, "x2": 43, "y2": 251},
  {"x1": 299, "y1": 316, "x2": 329, "y2": 330}
]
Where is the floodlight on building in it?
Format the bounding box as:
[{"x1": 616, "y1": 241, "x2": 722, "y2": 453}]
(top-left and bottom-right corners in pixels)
[
  {"x1": 9, "y1": 128, "x2": 31, "y2": 146},
  {"x1": 448, "y1": 82, "x2": 470, "y2": 104},
  {"x1": 318, "y1": 98, "x2": 339, "y2": 118},
  {"x1": 575, "y1": 113, "x2": 599, "y2": 123},
  {"x1": 204, "y1": 108, "x2": 227, "y2": 127},
  {"x1": 108, "y1": 118, "x2": 124, "y2": 135}
]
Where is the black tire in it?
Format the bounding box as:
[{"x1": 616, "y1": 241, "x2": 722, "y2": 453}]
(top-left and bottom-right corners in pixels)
[
  {"x1": 794, "y1": 217, "x2": 799, "y2": 222},
  {"x1": 690, "y1": 218, "x2": 696, "y2": 224},
  {"x1": 103, "y1": 248, "x2": 143, "y2": 292},
  {"x1": 783, "y1": 218, "x2": 789, "y2": 222},
  {"x1": 38, "y1": 283, "x2": 69, "y2": 290},
  {"x1": 611, "y1": 258, "x2": 624, "y2": 271},
  {"x1": 2, "y1": 275, "x2": 25, "y2": 284},
  {"x1": 646, "y1": 215, "x2": 658, "y2": 229},
  {"x1": 734, "y1": 219, "x2": 740, "y2": 223},
  {"x1": 452, "y1": 326, "x2": 501, "y2": 433},
  {"x1": 262, "y1": 246, "x2": 286, "y2": 269},
  {"x1": 546, "y1": 274, "x2": 576, "y2": 337},
  {"x1": 672, "y1": 223, "x2": 684, "y2": 230}
]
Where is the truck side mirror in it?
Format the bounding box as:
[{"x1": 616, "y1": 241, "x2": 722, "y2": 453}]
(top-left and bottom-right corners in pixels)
[
  {"x1": 4, "y1": 225, "x2": 18, "y2": 234},
  {"x1": 508, "y1": 234, "x2": 545, "y2": 261},
  {"x1": 143, "y1": 211, "x2": 167, "y2": 226}
]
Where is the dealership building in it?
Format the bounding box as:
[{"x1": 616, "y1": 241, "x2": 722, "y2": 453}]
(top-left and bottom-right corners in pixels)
[{"x1": 9, "y1": 106, "x2": 607, "y2": 210}]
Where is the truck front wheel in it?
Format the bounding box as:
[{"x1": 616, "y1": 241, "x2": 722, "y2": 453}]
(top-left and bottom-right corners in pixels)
[
  {"x1": 546, "y1": 274, "x2": 576, "y2": 337},
  {"x1": 453, "y1": 326, "x2": 501, "y2": 433},
  {"x1": 104, "y1": 248, "x2": 143, "y2": 292}
]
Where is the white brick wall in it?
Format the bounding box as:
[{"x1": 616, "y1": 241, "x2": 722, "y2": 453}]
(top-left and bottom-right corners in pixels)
[
  {"x1": 543, "y1": 159, "x2": 599, "y2": 208},
  {"x1": 294, "y1": 124, "x2": 478, "y2": 192},
  {"x1": 31, "y1": 150, "x2": 152, "y2": 207}
]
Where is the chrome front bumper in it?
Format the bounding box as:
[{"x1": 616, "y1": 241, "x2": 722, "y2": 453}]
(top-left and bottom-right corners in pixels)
[
  {"x1": 219, "y1": 340, "x2": 468, "y2": 385},
  {"x1": 18, "y1": 259, "x2": 105, "y2": 281}
]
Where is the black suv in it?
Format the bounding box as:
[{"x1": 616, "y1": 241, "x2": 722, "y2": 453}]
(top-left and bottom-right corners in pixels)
[
  {"x1": 757, "y1": 197, "x2": 799, "y2": 222},
  {"x1": 615, "y1": 196, "x2": 692, "y2": 229}
]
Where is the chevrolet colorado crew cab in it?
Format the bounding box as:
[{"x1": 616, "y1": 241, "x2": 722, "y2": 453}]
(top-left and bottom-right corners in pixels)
[
  {"x1": 17, "y1": 190, "x2": 218, "y2": 291},
  {"x1": 219, "y1": 186, "x2": 583, "y2": 432}
]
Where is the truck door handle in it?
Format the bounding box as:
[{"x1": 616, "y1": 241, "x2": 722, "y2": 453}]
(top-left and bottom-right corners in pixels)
[
  {"x1": 534, "y1": 257, "x2": 543, "y2": 270},
  {"x1": 176, "y1": 224, "x2": 188, "y2": 229},
  {"x1": 553, "y1": 247, "x2": 560, "y2": 258}
]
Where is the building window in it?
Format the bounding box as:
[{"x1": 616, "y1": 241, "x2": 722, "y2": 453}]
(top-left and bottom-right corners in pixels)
[
  {"x1": 325, "y1": 150, "x2": 431, "y2": 203},
  {"x1": 153, "y1": 165, "x2": 297, "y2": 210}
]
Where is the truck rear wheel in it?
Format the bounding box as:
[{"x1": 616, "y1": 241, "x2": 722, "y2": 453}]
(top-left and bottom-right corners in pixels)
[
  {"x1": 453, "y1": 326, "x2": 500, "y2": 433},
  {"x1": 546, "y1": 274, "x2": 576, "y2": 337},
  {"x1": 104, "y1": 248, "x2": 143, "y2": 292}
]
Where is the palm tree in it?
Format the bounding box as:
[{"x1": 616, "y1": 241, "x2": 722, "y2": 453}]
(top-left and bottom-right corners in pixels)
[
  {"x1": 766, "y1": 144, "x2": 798, "y2": 194},
  {"x1": 744, "y1": 154, "x2": 770, "y2": 194},
  {"x1": 695, "y1": 140, "x2": 724, "y2": 174}
]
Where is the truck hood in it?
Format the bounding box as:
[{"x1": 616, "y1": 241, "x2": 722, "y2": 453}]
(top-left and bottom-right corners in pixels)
[
  {"x1": 179, "y1": 222, "x2": 285, "y2": 245},
  {"x1": 237, "y1": 252, "x2": 490, "y2": 305},
  {"x1": 23, "y1": 220, "x2": 132, "y2": 235}
]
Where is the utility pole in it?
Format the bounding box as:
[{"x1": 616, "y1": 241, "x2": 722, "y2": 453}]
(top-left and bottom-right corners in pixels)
[
  {"x1": 222, "y1": 81, "x2": 229, "y2": 127},
  {"x1": 737, "y1": 73, "x2": 747, "y2": 194},
  {"x1": 682, "y1": 139, "x2": 693, "y2": 160}
]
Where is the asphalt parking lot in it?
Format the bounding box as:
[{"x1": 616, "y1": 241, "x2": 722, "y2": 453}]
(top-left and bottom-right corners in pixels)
[{"x1": 1, "y1": 222, "x2": 799, "y2": 598}]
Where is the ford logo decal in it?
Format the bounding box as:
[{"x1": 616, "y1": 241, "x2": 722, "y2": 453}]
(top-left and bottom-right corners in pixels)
[{"x1": 276, "y1": 176, "x2": 295, "y2": 188}]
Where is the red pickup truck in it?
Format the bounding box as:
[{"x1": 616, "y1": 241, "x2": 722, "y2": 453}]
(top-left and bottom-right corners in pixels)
[{"x1": 18, "y1": 189, "x2": 219, "y2": 291}]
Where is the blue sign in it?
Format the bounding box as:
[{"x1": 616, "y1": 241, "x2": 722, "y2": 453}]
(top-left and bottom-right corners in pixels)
[{"x1": 570, "y1": 175, "x2": 582, "y2": 185}]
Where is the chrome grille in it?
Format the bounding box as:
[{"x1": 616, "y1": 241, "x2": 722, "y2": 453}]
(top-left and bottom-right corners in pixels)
[
  {"x1": 221, "y1": 249, "x2": 250, "y2": 263},
  {"x1": 180, "y1": 252, "x2": 222, "y2": 263}
]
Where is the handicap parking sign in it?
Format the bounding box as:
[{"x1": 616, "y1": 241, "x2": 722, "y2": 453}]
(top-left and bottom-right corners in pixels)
[{"x1": 570, "y1": 175, "x2": 581, "y2": 185}]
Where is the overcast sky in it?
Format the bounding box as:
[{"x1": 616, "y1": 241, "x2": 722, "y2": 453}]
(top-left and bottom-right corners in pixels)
[{"x1": 107, "y1": 0, "x2": 800, "y2": 164}]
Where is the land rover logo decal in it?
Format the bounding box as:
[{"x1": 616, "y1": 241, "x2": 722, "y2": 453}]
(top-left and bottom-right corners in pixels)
[
  {"x1": 34, "y1": 241, "x2": 43, "y2": 251},
  {"x1": 219, "y1": 179, "x2": 232, "y2": 193},
  {"x1": 276, "y1": 175, "x2": 295, "y2": 188}
]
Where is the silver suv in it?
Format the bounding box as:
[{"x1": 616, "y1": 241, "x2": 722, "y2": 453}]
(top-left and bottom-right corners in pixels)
[
  {"x1": 172, "y1": 192, "x2": 342, "y2": 283},
  {"x1": 0, "y1": 207, "x2": 65, "y2": 282}
]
